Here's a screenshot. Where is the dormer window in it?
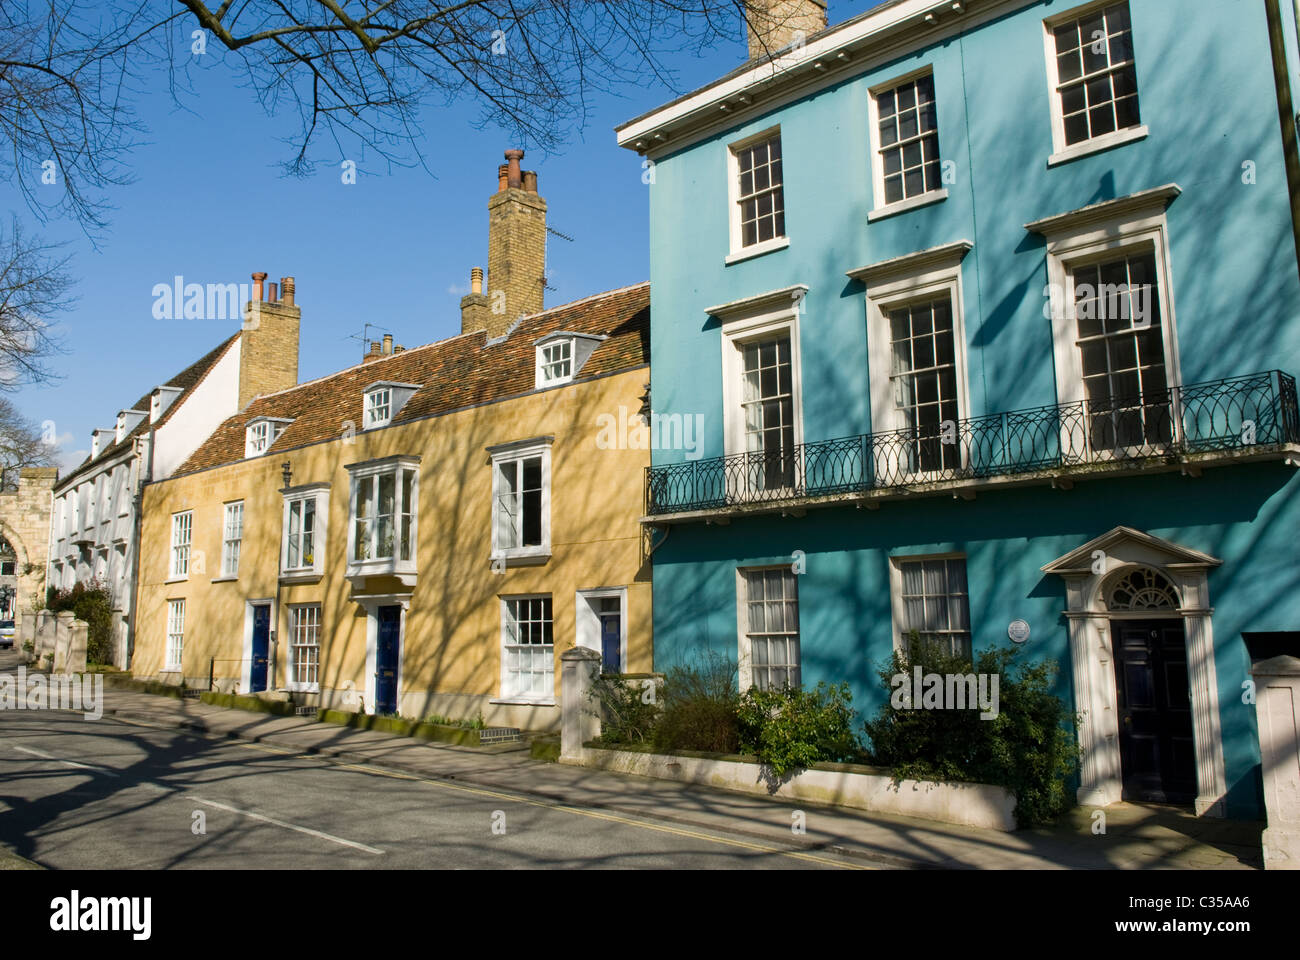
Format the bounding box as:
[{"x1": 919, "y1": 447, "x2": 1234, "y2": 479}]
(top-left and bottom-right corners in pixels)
[
  {"x1": 362, "y1": 381, "x2": 421, "y2": 430},
  {"x1": 365, "y1": 388, "x2": 392, "y2": 427},
  {"x1": 533, "y1": 333, "x2": 607, "y2": 390},
  {"x1": 245, "y1": 417, "x2": 294, "y2": 458},
  {"x1": 538, "y1": 340, "x2": 573, "y2": 385}
]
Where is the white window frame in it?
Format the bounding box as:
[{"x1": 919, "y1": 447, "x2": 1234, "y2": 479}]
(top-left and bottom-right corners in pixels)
[
  {"x1": 888, "y1": 553, "x2": 973, "y2": 660},
  {"x1": 220, "y1": 500, "x2": 243, "y2": 579},
  {"x1": 714, "y1": 287, "x2": 807, "y2": 479},
  {"x1": 365, "y1": 387, "x2": 393, "y2": 428},
  {"x1": 245, "y1": 417, "x2": 292, "y2": 458},
  {"x1": 1034, "y1": 190, "x2": 1182, "y2": 417},
  {"x1": 497, "y1": 594, "x2": 556, "y2": 705},
  {"x1": 280, "y1": 483, "x2": 330, "y2": 581},
  {"x1": 725, "y1": 126, "x2": 790, "y2": 264},
  {"x1": 169, "y1": 511, "x2": 192, "y2": 580},
  {"x1": 345, "y1": 456, "x2": 420, "y2": 585},
  {"x1": 867, "y1": 67, "x2": 950, "y2": 220},
  {"x1": 287, "y1": 603, "x2": 322, "y2": 693},
  {"x1": 852, "y1": 243, "x2": 973, "y2": 478},
  {"x1": 1042, "y1": 0, "x2": 1149, "y2": 166},
  {"x1": 245, "y1": 421, "x2": 271, "y2": 457},
  {"x1": 487, "y1": 437, "x2": 553, "y2": 565},
  {"x1": 165, "y1": 598, "x2": 185, "y2": 671},
  {"x1": 536, "y1": 339, "x2": 574, "y2": 386},
  {"x1": 735, "y1": 566, "x2": 801, "y2": 692}
]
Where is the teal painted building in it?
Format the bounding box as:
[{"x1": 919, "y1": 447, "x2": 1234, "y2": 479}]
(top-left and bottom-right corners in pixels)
[{"x1": 620, "y1": 0, "x2": 1300, "y2": 818}]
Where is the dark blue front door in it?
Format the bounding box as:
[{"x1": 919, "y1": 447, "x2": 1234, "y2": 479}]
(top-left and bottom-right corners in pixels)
[
  {"x1": 375, "y1": 606, "x2": 401, "y2": 715},
  {"x1": 600, "y1": 613, "x2": 621, "y2": 673},
  {"x1": 250, "y1": 605, "x2": 270, "y2": 692}
]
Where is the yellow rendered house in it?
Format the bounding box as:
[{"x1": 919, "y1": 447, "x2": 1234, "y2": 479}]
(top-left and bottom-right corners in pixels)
[{"x1": 132, "y1": 152, "x2": 652, "y2": 730}]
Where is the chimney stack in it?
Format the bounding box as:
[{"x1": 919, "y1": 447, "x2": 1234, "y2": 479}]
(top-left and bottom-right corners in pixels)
[
  {"x1": 744, "y1": 0, "x2": 827, "y2": 60},
  {"x1": 458, "y1": 148, "x2": 546, "y2": 338},
  {"x1": 240, "y1": 269, "x2": 301, "y2": 409}
]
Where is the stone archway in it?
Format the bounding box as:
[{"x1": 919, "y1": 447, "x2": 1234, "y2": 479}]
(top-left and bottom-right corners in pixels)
[{"x1": 1043, "y1": 526, "x2": 1228, "y2": 817}]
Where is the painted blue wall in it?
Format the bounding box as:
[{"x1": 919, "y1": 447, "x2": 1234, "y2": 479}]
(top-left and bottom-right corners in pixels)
[
  {"x1": 648, "y1": 0, "x2": 1300, "y2": 452},
  {"x1": 641, "y1": 0, "x2": 1300, "y2": 819}
]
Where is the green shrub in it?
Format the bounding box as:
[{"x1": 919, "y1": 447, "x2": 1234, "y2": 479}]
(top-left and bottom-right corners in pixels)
[
  {"x1": 650, "y1": 651, "x2": 741, "y2": 754},
  {"x1": 587, "y1": 674, "x2": 660, "y2": 745},
  {"x1": 45, "y1": 582, "x2": 115, "y2": 665},
  {"x1": 736, "y1": 681, "x2": 863, "y2": 777},
  {"x1": 862, "y1": 638, "x2": 1080, "y2": 828},
  {"x1": 423, "y1": 712, "x2": 486, "y2": 730}
]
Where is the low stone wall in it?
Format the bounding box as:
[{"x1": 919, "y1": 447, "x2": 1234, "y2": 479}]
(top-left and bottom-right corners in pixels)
[
  {"x1": 572, "y1": 746, "x2": 1018, "y2": 832},
  {"x1": 23, "y1": 610, "x2": 87, "y2": 673}
]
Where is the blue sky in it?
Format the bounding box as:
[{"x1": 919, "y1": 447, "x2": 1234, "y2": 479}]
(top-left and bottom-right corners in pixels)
[{"x1": 8, "y1": 3, "x2": 880, "y2": 470}]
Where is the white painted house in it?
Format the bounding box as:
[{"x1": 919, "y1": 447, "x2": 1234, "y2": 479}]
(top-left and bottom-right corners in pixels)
[{"x1": 48, "y1": 274, "x2": 302, "y2": 666}]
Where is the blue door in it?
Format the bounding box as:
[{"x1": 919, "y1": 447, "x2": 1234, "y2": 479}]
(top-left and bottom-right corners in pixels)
[
  {"x1": 250, "y1": 605, "x2": 270, "y2": 692},
  {"x1": 599, "y1": 603, "x2": 621, "y2": 673},
  {"x1": 375, "y1": 606, "x2": 401, "y2": 715}
]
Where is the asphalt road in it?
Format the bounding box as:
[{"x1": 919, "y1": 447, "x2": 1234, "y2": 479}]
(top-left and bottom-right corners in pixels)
[{"x1": 0, "y1": 701, "x2": 864, "y2": 870}]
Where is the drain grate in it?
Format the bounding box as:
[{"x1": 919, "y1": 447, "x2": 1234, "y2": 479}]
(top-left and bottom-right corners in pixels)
[
  {"x1": 294, "y1": 706, "x2": 316, "y2": 716},
  {"x1": 478, "y1": 727, "x2": 522, "y2": 744}
]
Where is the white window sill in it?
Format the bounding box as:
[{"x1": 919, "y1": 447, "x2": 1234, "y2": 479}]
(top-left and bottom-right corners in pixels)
[
  {"x1": 346, "y1": 559, "x2": 417, "y2": 582},
  {"x1": 490, "y1": 698, "x2": 557, "y2": 707},
  {"x1": 492, "y1": 550, "x2": 552, "y2": 568},
  {"x1": 534, "y1": 376, "x2": 575, "y2": 391},
  {"x1": 867, "y1": 189, "x2": 949, "y2": 222},
  {"x1": 164, "y1": 575, "x2": 188, "y2": 584},
  {"x1": 210, "y1": 575, "x2": 239, "y2": 583},
  {"x1": 279, "y1": 569, "x2": 322, "y2": 584},
  {"x1": 160, "y1": 668, "x2": 182, "y2": 675},
  {"x1": 285, "y1": 683, "x2": 320, "y2": 695},
  {"x1": 1048, "y1": 125, "x2": 1149, "y2": 167},
  {"x1": 725, "y1": 236, "x2": 790, "y2": 266}
]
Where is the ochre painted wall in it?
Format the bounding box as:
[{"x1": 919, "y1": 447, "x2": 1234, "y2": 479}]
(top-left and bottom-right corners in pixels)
[{"x1": 134, "y1": 365, "x2": 651, "y2": 730}]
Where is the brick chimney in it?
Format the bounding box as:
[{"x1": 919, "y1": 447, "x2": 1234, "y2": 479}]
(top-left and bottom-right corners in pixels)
[
  {"x1": 471, "y1": 149, "x2": 546, "y2": 338},
  {"x1": 240, "y1": 272, "x2": 301, "y2": 409},
  {"x1": 460, "y1": 267, "x2": 490, "y2": 334},
  {"x1": 745, "y1": 0, "x2": 827, "y2": 59}
]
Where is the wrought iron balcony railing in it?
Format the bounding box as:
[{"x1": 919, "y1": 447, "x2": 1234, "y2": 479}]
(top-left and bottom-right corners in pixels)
[{"x1": 645, "y1": 371, "x2": 1300, "y2": 517}]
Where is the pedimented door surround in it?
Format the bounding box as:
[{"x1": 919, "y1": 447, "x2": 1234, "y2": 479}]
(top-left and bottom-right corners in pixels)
[{"x1": 1043, "y1": 526, "x2": 1228, "y2": 817}]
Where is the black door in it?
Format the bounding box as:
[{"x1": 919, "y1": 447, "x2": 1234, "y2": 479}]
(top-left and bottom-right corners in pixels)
[{"x1": 1112, "y1": 619, "x2": 1196, "y2": 804}]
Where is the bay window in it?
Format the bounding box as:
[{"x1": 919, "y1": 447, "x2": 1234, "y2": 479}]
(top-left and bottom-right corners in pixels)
[{"x1": 346, "y1": 456, "x2": 420, "y2": 585}]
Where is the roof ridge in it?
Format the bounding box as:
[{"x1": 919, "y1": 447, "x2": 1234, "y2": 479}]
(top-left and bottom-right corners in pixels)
[{"x1": 251, "y1": 280, "x2": 650, "y2": 403}]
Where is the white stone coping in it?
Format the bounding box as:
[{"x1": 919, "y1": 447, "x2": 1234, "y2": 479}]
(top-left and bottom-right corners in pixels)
[{"x1": 568, "y1": 746, "x2": 1017, "y2": 832}]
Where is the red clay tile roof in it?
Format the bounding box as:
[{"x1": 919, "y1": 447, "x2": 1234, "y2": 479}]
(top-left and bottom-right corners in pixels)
[
  {"x1": 175, "y1": 282, "x2": 650, "y2": 475},
  {"x1": 57, "y1": 334, "x2": 240, "y2": 490}
]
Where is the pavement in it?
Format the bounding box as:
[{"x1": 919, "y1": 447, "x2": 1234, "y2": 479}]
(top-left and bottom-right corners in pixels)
[{"x1": 0, "y1": 654, "x2": 1266, "y2": 869}]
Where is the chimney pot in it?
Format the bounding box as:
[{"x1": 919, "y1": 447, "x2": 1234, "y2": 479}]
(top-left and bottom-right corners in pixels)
[
  {"x1": 281, "y1": 276, "x2": 295, "y2": 307},
  {"x1": 505, "y1": 149, "x2": 524, "y2": 189},
  {"x1": 382, "y1": 334, "x2": 393, "y2": 355},
  {"x1": 471, "y1": 266, "x2": 484, "y2": 295},
  {"x1": 523, "y1": 170, "x2": 538, "y2": 193},
  {"x1": 498, "y1": 164, "x2": 509, "y2": 193},
  {"x1": 267, "y1": 281, "x2": 279, "y2": 302},
  {"x1": 252, "y1": 271, "x2": 267, "y2": 301}
]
